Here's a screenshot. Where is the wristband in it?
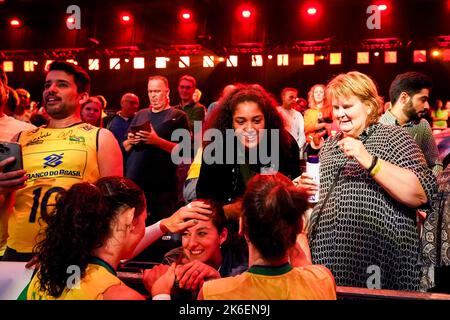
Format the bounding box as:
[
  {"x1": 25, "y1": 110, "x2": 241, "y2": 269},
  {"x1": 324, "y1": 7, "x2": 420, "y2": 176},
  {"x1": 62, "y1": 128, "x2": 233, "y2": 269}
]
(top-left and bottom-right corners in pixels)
[
  {"x1": 370, "y1": 158, "x2": 382, "y2": 177},
  {"x1": 367, "y1": 155, "x2": 378, "y2": 173}
]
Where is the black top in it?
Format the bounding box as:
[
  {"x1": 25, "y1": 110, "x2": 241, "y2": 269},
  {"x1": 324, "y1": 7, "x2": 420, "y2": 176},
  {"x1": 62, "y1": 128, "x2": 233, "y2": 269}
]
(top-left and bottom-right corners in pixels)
[
  {"x1": 125, "y1": 107, "x2": 189, "y2": 192},
  {"x1": 196, "y1": 131, "x2": 301, "y2": 204}
]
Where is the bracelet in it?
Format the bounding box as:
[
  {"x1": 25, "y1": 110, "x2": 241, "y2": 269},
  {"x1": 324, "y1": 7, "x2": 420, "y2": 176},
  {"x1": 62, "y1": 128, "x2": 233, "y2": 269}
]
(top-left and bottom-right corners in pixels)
[
  {"x1": 367, "y1": 156, "x2": 378, "y2": 173},
  {"x1": 370, "y1": 158, "x2": 382, "y2": 177}
]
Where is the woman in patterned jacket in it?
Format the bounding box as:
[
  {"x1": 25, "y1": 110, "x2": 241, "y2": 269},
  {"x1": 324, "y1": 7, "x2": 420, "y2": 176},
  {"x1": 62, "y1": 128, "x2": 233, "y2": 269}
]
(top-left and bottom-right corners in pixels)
[{"x1": 297, "y1": 71, "x2": 436, "y2": 291}]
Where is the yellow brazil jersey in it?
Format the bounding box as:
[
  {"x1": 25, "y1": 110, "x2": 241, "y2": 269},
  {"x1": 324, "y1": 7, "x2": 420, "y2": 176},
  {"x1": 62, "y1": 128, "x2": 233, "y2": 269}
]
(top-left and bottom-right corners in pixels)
[
  {"x1": 27, "y1": 258, "x2": 122, "y2": 300},
  {"x1": 202, "y1": 263, "x2": 337, "y2": 300},
  {"x1": 7, "y1": 123, "x2": 101, "y2": 253}
]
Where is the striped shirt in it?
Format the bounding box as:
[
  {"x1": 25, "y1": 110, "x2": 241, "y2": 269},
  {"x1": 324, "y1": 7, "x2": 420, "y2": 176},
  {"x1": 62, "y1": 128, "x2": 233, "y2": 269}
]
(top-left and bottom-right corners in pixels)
[{"x1": 379, "y1": 110, "x2": 443, "y2": 176}]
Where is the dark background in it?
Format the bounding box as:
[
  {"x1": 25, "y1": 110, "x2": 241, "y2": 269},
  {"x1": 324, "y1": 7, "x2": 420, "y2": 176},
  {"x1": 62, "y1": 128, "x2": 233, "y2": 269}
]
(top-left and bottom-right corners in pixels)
[{"x1": 1, "y1": 0, "x2": 450, "y2": 110}]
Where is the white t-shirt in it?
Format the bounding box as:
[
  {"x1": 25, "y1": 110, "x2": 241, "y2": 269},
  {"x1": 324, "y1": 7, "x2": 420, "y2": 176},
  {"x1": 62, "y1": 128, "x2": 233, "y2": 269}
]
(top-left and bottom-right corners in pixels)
[{"x1": 0, "y1": 114, "x2": 36, "y2": 141}]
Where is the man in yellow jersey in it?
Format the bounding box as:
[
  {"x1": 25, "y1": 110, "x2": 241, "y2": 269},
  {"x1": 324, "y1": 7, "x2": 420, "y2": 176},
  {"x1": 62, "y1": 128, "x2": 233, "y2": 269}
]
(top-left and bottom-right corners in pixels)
[
  {"x1": 1, "y1": 61, "x2": 123, "y2": 261},
  {"x1": 0, "y1": 67, "x2": 36, "y2": 259}
]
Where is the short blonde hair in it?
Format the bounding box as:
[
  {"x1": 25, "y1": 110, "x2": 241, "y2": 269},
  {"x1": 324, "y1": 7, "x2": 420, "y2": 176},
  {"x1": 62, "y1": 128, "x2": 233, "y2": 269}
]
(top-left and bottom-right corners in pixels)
[{"x1": 326, "y1": 71, "x2": 382, "y2": 126}]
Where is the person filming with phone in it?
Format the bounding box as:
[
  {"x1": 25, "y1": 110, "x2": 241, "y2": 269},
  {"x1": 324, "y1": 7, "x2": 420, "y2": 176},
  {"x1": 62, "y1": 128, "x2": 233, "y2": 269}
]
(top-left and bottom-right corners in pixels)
[
  {"x1": 2, "y1": 61, "x2": 123, "y2": 262},
  {"x1": 123, "y1": 75, "x2": 190, "y2": 262}
]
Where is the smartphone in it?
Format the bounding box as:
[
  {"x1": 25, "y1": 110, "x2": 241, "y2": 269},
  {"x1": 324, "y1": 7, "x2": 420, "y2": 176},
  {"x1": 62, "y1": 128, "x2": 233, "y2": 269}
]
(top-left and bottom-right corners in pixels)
[
  {"x1": 130, "y1": 121, "x2": 152, "y2": 134},
  {"x1": 0, "y1": 141, "x2": 23, "y2": 173}
]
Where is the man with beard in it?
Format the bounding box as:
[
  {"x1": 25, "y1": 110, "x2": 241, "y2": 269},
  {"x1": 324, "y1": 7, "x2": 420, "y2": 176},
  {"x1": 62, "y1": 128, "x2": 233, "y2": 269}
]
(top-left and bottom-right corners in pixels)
[
  {"x1": 2, "y1": 61, "x2": 123, "y2": 261},
  {"x1": 380, "y1": 72, "x2": 442, "y2": 175}
]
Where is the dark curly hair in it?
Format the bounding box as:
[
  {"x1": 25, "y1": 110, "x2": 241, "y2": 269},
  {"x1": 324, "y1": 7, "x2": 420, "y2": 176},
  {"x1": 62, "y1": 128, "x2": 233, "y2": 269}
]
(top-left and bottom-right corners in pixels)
[
  {"x1": 34, "y1": 176, "x2": 145, "y2": 298},
  {"x1": 242, "y1": 173, "x2": 308, "y2": 262},
  {"x1": 205, "y1": 83, "x2": 292, "y2": 157}
]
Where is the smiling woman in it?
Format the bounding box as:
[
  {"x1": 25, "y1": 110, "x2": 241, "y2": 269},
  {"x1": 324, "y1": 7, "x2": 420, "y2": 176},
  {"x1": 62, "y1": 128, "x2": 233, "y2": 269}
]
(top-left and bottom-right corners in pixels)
[
  {"x1": 297, "y1": 71, "x2": 437, "y2": 291},
  {"x1": 196, "y1": 84, "x2": 301, "y2": 206},
  {"x1": 143, "y1": 200, "x2": 247, "y2": 301}
]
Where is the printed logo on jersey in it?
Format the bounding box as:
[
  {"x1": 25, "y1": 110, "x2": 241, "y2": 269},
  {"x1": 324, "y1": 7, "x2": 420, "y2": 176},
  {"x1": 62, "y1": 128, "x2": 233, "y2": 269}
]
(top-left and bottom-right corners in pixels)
[
  {"x1": 69, "y1": 136, "x2": 86, "y2": 145},
  {"x1": 24, "y1": 149, "x2": 89, "y2": 182},
  {"x1": 43, "y1": 153, "x2": 64, "y2": 168}
]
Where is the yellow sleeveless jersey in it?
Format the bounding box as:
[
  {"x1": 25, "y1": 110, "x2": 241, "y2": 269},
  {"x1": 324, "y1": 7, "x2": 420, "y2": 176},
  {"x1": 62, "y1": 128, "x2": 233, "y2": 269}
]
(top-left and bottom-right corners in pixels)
[
  {"x1": 27, "y1": 260, "x2": 122, "y2": 300},
  {"x1": 203, "y1": 263, "x2": 336, "y2": 300},
  {"x1": 7, "y1": 123, "x2": 101, "y2": 253}
]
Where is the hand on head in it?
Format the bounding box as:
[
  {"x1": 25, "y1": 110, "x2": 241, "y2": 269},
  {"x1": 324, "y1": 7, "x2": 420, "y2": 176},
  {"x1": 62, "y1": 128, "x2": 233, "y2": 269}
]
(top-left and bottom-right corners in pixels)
[{"x1": 160, "y1": 200, "x2": 212, "y2": 234}]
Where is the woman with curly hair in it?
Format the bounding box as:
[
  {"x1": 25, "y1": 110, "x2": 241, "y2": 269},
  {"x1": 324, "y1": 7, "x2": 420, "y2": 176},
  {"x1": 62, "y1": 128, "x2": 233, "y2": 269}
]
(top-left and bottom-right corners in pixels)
[
  {"x1": 196, "y1": 84, "x2": 301, "y2": 206},
  {"x1": 23, "y1": 177, "x2": 148, "y2": 299}
]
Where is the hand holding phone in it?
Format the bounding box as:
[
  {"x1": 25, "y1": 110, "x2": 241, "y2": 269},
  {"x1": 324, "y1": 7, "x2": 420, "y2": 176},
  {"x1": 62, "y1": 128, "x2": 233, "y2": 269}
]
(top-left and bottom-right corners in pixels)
[
  {"x1": 0, "y1": 141, "x2": 23, "y2": 173},
  {"x1": 0, "y1": 142, "x2": 27, "y2": 194},
  {"x1": 130, "y1": 121, "x2": 152, "y2": 134}
]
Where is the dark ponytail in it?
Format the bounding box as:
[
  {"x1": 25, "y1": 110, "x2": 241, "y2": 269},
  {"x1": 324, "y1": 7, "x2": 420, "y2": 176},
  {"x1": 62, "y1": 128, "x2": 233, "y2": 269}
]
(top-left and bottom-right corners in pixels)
[
  {"x1": 34, "y1": 177, "x2": 145, "y2": 297},
  {"x1": 242, "y1": 173, "x2": 308, "y2": 262}
]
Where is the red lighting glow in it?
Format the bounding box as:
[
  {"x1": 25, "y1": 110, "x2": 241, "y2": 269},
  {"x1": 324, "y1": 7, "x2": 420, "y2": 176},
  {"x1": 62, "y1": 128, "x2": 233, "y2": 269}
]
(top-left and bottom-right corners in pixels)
[
  {"x1": 242, "y1": 9, "x2": 251, "y2": 18},
  {"x1": 432, "y1": 50, "x2": 441, "y2": 57},
  {"x1": 378, "y1": 4, "x2": 387, "y2": 11},
  {"x1": 10, "y1": 18, "x2": 21, "y2": 27},
  {"x1": 181, "y1": 10, "x2": 192, "y2": 21},
  {"x1": 121, "y1": 15, "x2": 131, "y2": 22},
  {"x1": 67, "y1": 17, "x2": 75, "y2": 24},
  {"x1": 307, "y1": 7, "x2": 317, "y2": 15}
]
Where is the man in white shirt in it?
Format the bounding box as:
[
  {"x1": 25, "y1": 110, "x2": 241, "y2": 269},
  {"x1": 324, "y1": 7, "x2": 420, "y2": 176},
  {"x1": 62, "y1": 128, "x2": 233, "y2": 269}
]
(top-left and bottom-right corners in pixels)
[
  {"x1": 0, "y1": 67, "x2": 36, "y2": 258},
  {"x1": 277, "y1": 87, "x2": 306, "y2": 158}
]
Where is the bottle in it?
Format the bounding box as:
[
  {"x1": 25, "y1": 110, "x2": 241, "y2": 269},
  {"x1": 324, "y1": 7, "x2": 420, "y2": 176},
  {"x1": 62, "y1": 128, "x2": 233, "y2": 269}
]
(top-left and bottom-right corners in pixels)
[{"x1": 306, "y1": 155, "x2": 320, "y2": 203}]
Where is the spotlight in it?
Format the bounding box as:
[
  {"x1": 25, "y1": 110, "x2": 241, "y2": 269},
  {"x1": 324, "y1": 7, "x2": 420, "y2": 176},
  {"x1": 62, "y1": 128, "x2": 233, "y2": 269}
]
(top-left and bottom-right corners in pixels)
[
  {"x1": 307, "y1": 7, "x2": 317, "y2": 15},
  {"x1": 374, "y1": 51, "x2": 380, "y2": 57},
  {"x1": 121, "y1": 14, "x2": 131, "y2": 23},
  {"x1": 242, "y1": 10, "x2": 251, "y2": 19},
  {"x1": 67, "y1": 17, "x2": 75, "y2": 24},
  {"x1": 267, "y1": 55, "x2": 273, "y2": 60},
  {"x1": 432, "y1": 50, "x2": 441, "y2": 57},
  {"x1": 378, "y1": 4, "x2": 388, "y2": 11},
  {"x1": 10, "y1": 18, "x2": 21, "y2": 27},
  {"x1": 180, "y1": 10, "x2": 192, "y2": 21}
]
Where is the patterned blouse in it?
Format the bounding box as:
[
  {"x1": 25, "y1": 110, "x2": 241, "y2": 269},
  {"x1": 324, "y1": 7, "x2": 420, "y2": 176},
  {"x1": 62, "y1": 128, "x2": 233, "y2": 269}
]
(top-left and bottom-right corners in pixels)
[{"x1": 309, "y1": 123, "x2": 437, "y2": 291}]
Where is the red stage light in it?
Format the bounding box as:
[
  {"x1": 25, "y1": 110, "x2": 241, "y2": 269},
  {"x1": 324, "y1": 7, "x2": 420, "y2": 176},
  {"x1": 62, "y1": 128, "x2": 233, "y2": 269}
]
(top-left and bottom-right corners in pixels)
[
  {"x1": 242, "y1": 9, "x2": 251, "y2": 18},
  {"x1": 121, "y1": 15, "x2": 131, "y2": 22},
  {"x1": 67, "y1": 17, "x2": 75, "y2": 24},
  {"x1": 180, "y1": 10, "x2": 192, "y2": 21},
  {"x1": 378, "y1": 4, "x2": 387, "y2": 11},
  {"x1": 10, "y1": 18, "x2": 21, "y2": 27},
  {"x1": 432, "y1": 50, "x2": 441, "y2": 57},
  {"x1": 307, "y1": 7, "x2": 317, "y2": 15}
]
